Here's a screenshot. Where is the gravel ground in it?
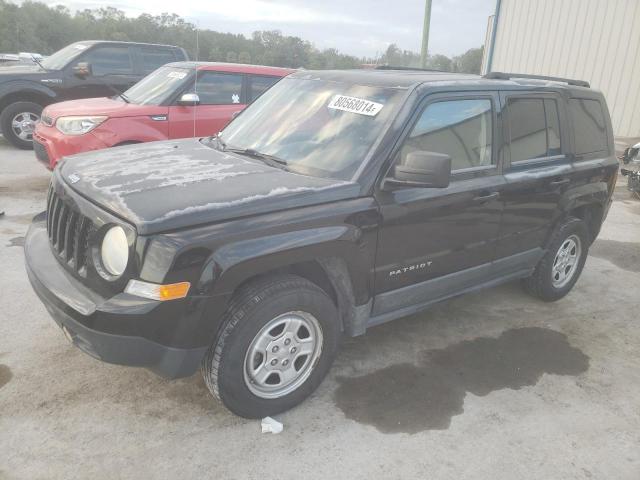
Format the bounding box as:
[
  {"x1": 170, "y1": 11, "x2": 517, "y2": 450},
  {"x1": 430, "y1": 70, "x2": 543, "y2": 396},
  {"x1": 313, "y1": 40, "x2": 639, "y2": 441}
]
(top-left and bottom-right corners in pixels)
[{"x1": 1, "y1": 137, "x2": 639, "y2": 480}]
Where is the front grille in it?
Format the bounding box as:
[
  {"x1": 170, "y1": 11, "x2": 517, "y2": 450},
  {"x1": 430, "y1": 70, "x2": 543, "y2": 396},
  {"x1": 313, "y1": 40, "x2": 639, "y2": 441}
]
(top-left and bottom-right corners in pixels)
[
  {"x1": 46, "y1": 186, "x2": 93, "y2": 276},
  {"x1": 33, "y1": 140, "x2": 50, "y2": 165}
]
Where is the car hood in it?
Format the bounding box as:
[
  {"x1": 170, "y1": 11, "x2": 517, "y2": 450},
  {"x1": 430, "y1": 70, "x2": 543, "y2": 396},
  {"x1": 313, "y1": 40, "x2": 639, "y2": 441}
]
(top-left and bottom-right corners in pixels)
[
  {"x1": 44, "y1": 97, "x2": 166, "y2": 119},
  {"x1": 58, "y1": 138, "x2": 360, "y2": 234},
  {"x1": 0, "y1": 64, "x2": 54, "y2": 80}
]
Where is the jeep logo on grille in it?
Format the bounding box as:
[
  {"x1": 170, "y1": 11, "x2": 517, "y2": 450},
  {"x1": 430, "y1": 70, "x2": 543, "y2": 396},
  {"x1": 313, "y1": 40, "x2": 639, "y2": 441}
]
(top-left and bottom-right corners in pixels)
[{"x1": 68, "y1": 173, "x2": 81, "y2": 184}]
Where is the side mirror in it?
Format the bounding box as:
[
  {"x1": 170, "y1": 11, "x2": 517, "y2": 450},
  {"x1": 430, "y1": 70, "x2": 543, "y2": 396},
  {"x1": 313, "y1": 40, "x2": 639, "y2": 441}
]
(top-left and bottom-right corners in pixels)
[
  {"x1": 73, "y1": 62, "x2": 92, "y2": 78},
  {"x1": 384, "y1": 151, "x2": 451, "y2": 189},
  {"x1": 178, "y1": 93, "x2": 200, "y2": 106}
]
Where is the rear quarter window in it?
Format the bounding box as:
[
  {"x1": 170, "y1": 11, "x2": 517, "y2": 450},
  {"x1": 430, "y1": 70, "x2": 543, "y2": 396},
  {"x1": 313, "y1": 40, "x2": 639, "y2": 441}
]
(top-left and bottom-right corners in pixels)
[{"x1": 569, "y1": 98, "x2": 608, "y2": 155}]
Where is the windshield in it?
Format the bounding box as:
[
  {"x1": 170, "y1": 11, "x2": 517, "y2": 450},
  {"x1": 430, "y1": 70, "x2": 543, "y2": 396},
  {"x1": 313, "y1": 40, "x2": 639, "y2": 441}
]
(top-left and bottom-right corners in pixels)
[
  {"x1": 218, "y1": 77, "x2": 404, "y2": 180},
  {"x1": 123, "y1": 66, "x2": 192, "y2": 105},
  {"x1": 41, "y1": 42, "x2": 89, "y2": 70}
]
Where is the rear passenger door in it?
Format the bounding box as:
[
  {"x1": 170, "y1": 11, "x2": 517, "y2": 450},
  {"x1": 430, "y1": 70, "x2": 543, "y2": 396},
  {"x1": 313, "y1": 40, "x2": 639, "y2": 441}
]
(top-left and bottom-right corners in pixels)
[
  {"x1": 168, "y1": 71, "x2": 246, "y2": 138},
  {"x1": 495, "y1": 92, "x2": 571, "y2": 260},
  {"x1": 372, "y1": 92, "x2": 506, "y2": 317}
]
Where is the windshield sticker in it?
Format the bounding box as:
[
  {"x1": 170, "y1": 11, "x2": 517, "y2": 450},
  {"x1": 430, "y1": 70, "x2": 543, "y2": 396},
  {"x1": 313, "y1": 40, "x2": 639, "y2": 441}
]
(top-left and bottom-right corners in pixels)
[
  {"x1": 328, "y1": 95, "x2": 384, "y2": 116},
  {"x1": 74, "y1": 44, "x2": 88, "y2": 50},
  {"x1": 167, "y1": 71, "x2": 187, "y2": 79},
  {"x1": 232, "y1": 93, "x2": 240, "y2": 104}
]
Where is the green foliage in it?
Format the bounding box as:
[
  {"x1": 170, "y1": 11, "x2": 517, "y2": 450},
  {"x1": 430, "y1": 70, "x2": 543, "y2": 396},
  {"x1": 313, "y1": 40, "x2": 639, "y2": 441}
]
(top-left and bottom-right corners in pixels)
[
  {"x1": 0, "y1": 0, "x2": 363, "y2": 69},
  {"x1": 377, "y1": 43, "x2": 484, "y2": 74},
  {"x1": 0, "y1": 1, "x2": 483, "y2": 73}
]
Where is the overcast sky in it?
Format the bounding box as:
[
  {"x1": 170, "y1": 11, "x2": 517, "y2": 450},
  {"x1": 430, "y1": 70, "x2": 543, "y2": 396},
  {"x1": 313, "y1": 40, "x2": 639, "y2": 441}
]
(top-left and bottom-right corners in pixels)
[{"x1": 43, "y1": 0, "x2": 496, "y2": 58}]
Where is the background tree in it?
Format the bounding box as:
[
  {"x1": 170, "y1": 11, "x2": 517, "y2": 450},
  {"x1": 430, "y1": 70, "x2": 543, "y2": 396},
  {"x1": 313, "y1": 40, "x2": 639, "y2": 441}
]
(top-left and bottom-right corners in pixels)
[{"x1": 0, "y1": 1, "x2": 483, "y2": 73}]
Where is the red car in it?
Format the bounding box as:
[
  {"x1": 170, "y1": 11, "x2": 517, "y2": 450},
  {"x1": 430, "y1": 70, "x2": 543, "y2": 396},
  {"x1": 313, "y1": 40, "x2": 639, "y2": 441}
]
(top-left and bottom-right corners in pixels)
[{"x1": 33, "y1": 62, "x2": 293, "y2": 169}]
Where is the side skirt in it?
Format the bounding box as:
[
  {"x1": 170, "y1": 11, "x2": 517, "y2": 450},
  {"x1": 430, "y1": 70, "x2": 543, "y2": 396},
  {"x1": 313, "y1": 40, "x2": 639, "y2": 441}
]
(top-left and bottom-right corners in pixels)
[{"x1": 367, "y1": 248, "x2": 544, "y2": 329}]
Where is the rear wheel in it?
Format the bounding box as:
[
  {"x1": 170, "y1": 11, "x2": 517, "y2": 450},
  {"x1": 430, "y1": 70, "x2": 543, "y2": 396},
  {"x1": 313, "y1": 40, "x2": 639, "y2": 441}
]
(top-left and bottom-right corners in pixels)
[
  {"x1": 523, "y1": 217, "x2": 590, "y2": 301},
  {"x1": 202, "y1": 274, "x2": 340, "y2": 418},
  {"x1": 0, "y1": 101, "x2": 43, "y2": 149}
]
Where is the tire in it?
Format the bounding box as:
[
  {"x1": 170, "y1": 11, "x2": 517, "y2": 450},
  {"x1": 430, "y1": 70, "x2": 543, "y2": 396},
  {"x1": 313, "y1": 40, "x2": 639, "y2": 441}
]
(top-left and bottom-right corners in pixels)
[
  {"x1": 523, "y1": 217, "x2": 590, "y2": 302},
  {"x1": 202, "y1": 274, "x2": 340, "y2": 418},
  {"x1": 0, "y1": 101, "x2": 43, "y2": 149}
]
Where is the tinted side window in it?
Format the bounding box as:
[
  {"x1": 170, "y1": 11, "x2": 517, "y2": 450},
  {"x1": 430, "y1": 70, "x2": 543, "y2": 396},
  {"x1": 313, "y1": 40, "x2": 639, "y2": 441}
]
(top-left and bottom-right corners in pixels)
[
  {"x1": 139, "y1": 47, "x2": 176, "y2": 74},
  {"x1": 401, "y1": 99, "x2": 493, "y2": 171},
  {"x1": 193, "y1": 72, "x2": 243, "y2": 105},
  {"x1": 85, "y1": 46, "x2": 133, "y2": 75},
  {"x1": 570, "y1": 98, "x2": 608, "y2": 154},
  {"x1": 508, "y1": 98, "x2": 562, "y2": 162},
  {"x1": 250, "y1": 75, "x2": 280, "y2": 102}
]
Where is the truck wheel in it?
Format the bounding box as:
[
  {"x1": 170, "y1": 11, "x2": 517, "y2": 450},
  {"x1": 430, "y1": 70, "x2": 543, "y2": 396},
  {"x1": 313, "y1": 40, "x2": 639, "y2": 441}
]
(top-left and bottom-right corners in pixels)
[
  {"x1": 202, "y1": 274, "x2": 340, "y2": 418},
  {"x1": 0, "y1": 101, "x2": 43, "y2": 149},
  {"x1": 523, "y1": 217, "x2": 590, "y2": 302}
]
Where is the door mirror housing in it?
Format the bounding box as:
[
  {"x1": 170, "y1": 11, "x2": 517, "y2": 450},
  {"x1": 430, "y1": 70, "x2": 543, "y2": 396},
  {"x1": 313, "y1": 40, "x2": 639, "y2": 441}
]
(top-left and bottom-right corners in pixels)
[
  {"x1": 384, "y1": 151, "x2": 452, "y2": 189},
  {"x1": 73, "y1": 62, "x2": 92, "y2": 78},
  {"x1": 178, "y1": 93, "x2": 200, "y2": 106}
]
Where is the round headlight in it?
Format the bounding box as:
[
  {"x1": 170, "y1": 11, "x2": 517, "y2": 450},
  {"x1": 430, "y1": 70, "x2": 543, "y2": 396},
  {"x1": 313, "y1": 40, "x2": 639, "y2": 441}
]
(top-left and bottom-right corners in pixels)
[{"x1": 101, "y1": 226, "x2": 129, "y2": 277}]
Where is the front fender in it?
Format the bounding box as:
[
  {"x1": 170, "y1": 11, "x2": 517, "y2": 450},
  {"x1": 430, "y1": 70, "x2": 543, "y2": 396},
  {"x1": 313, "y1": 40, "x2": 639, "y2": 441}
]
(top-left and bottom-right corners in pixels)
[{"x1": 208, "y1": 226, "x2": 370, "y2": 300}]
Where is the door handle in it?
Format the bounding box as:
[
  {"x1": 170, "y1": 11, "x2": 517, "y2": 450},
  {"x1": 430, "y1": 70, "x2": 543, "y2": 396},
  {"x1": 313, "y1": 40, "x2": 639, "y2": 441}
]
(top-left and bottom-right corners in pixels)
[
  {"x1": 549, "y1": 178, "x2": 570, "y2": 187},
  {"x1": 473, "y1": 191, "x2": 500, "y2": 203}
]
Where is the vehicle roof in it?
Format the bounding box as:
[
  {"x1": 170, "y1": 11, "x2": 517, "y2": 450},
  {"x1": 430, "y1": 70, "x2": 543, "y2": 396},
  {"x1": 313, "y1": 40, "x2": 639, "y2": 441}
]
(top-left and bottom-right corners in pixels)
[
  {"x1": 289, "y1": 69, "x2": 593, "y2": 93},
  {"x1": 72, "y1": 40, "x2": 183, "y2": 49},
  {"x1": 167, "y1": 62, "x2": 295, "y2": 76}
]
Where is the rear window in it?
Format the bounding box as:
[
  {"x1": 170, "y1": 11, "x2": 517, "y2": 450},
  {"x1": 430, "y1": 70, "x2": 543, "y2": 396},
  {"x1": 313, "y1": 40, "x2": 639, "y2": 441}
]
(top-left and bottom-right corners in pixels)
[
  {"x1": 507, "y1": 97, "x2": 562, "y2": 162},
  {"x1": 139, "y1": 47, "x2": 176, "y2": 74},
  {"x1": 569, "y1": 98, "x2": 608, "y2": 154}
]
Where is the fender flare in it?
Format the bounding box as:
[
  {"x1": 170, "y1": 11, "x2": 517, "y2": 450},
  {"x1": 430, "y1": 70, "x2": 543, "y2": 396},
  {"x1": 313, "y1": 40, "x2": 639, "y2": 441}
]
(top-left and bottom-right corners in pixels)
[{"x1": 0, "y1": 80, "x2": 57, "y2": 109}]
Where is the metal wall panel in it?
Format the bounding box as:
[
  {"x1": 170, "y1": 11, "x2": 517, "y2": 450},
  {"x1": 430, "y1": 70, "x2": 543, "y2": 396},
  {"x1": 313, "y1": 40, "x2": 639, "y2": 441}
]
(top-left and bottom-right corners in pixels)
[{"x1": 485, "y1": 0, "x2": 640, "y2": 137}]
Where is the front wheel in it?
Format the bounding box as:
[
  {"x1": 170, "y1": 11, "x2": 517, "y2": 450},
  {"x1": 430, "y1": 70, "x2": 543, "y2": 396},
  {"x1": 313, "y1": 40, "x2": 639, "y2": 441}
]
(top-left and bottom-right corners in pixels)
[
  {"x1": 0, "y1": 101, "x2": 43, "y2": 149},
  {"x1": 202, "y1": 274, "x2": 340, "y2": 418},
  {"x1": 523, "y1": 217, "x2": 590, "y2": 302}
]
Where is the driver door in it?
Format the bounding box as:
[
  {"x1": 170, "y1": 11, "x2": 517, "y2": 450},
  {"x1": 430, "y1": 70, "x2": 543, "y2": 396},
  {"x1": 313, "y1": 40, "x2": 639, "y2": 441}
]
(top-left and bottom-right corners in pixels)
[
  {"x1": 62, "y1": 45, "x2": 139, "y2": 100},
  {"x1": 372, "y1": 92, "x2": 506, "y2": 318},
  {"x1": 168, "y1": 71, "x2": 246, "y2": 139}
]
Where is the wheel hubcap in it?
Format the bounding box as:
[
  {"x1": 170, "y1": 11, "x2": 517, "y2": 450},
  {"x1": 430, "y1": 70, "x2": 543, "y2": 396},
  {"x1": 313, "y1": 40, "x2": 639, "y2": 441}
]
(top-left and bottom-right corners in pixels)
[
  {"x1": 11, "y1": 111, "x2": 39, "y2": 141},
  {"x1": 244, "y1": 311, "x2": 323, "y2": 399},
  {"x1": 552, "y1": 234, "x2": 581, "y2": 288}
]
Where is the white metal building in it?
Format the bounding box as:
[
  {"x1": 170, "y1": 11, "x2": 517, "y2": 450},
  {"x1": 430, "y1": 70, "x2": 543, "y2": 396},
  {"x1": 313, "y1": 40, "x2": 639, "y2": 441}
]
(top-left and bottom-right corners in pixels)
[{"x1": 482, "y1": 0, "x2": 640, "y2": 141}]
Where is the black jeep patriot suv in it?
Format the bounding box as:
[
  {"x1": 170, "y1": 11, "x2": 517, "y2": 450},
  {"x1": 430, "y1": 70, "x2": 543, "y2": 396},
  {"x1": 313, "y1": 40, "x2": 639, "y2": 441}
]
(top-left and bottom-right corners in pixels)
[
  {"x1": 25, "y1": 70, "x2": 618, "y2": 418},
  {"x1": 0, "y1": 40, "x2": 187, "y2": 149}
]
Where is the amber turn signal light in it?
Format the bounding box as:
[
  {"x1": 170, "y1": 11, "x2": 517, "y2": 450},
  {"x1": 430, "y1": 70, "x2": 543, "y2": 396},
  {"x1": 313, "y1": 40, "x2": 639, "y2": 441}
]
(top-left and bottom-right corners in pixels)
[{"x1": 125, "y1": 280, "x2": 190, "y2": 301}]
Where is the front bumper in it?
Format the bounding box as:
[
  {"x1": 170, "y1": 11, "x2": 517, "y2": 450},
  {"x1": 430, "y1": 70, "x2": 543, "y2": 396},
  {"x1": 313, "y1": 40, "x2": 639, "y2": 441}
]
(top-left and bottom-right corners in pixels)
[
  {"x1": 33, "y1": 124, "x2": 109, "y2": 169},
  {"x1": 25, "y1": 216, "x2": 206, "y2": 378}
]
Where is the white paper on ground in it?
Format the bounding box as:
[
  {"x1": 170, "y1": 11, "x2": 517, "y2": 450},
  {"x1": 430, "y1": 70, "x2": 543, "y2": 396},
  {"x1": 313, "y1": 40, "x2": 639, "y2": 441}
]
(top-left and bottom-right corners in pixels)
[{"x1": 261, "y1": 416, "x2": 283, "y2": 434}]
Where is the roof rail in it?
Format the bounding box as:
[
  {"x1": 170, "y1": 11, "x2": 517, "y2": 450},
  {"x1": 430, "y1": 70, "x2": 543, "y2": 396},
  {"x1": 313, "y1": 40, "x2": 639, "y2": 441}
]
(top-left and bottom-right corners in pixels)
[
  {"x1": 375, "y1": 65, "x2": 447, "y2": 73},
  {"x1": 483, "y1": 71, "x2": 590, "y2": 88}
]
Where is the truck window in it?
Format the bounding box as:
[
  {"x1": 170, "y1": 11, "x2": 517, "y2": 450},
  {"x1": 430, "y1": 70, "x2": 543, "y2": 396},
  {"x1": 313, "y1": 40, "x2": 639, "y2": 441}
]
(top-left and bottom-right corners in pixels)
[
  {"x1": 85, "y1": 46, "x2": 133, "y2": 76},
  {"x1": 400, "y1": 99, "x2": 493, "y2": 171},
  {"x1": 507, "y1": 98, "x2": 562, "y2": 162},
  {"x1": 193, "y1": 72, "x2": 243, "y2": 105},
  {"x1": 249, "y1": 75, "x2": 280, "y2": 102},
  {"x1": 569, "y1": 98, "x2": 608, "y2": 155},
  {"x1": 139, "y1": 47, "x2": 176, "y2": 74}
]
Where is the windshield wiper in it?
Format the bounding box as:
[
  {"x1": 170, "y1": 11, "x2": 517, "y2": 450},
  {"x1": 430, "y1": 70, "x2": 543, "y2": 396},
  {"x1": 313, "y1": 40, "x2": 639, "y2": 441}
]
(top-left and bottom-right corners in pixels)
[
  {"x1": 226, "y1": 147, "x2": 288, "y2": 169},
  {"x1": 30, "y1": 54, "x2": 48, "y2": 72}
]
